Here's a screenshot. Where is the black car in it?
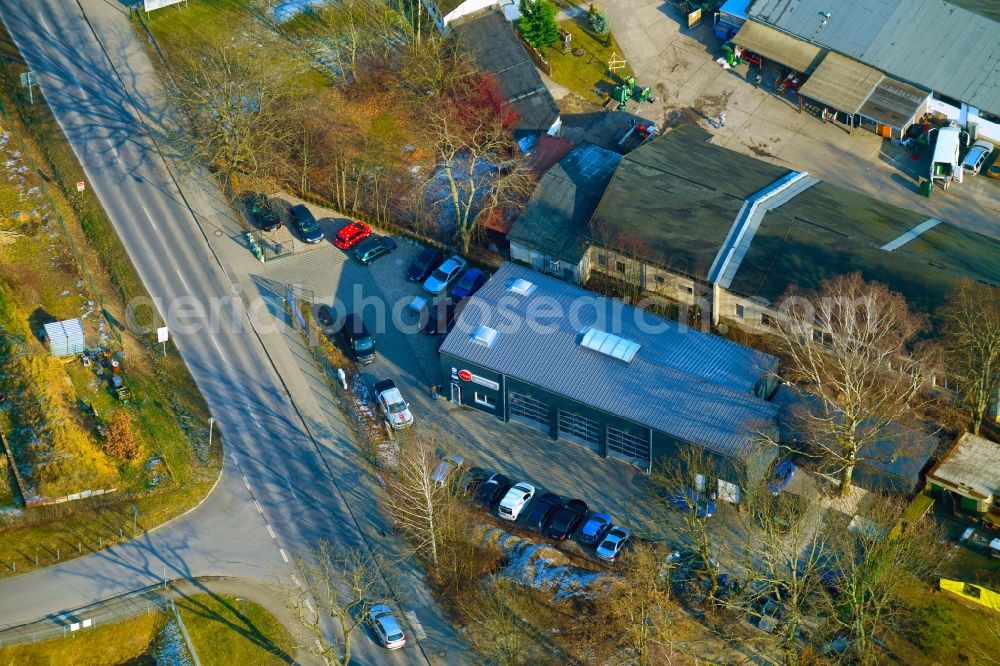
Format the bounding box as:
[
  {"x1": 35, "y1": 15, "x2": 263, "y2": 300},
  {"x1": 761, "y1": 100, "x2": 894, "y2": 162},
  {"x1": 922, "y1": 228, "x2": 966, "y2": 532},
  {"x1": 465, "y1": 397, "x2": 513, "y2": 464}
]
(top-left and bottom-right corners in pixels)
[
  {"x1": 354, "y1": 236, "x2": 397, "y2": 265},
  {"x1": 339, "y1": 313, "x2": 376, "y2": 364},
  {"x1": 525, "y1": 492, "x2": 562, "y2": 531},
  {"x1": 461, "y1": 466, "x2": 491, "y2": 495},
  {"x1": 290, "y1": 204, "x2": 324, "y2": 244},
  {"x1": 315, "y1": 304, "x2": 338, "y2": 331},
  {"x1": 420, "y1": 299, "x2": 466, "y2": 335},
  {"x1": 474, "y1": 473, "x2": 510, "y2": 509},
  {"x1": 407, "y1": 247, "x2": 445, "y2": 283},
  {"x1": 244, "y1": 193, "x2": 281, "y2": 231},
  {"x1": 544, "y1": 498, "x2": 588, "y2": 541}
]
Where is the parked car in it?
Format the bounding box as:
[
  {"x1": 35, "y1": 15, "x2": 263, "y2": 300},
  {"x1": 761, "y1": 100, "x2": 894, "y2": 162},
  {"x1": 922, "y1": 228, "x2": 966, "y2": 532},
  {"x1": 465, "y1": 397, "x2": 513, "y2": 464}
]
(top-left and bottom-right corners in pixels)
[
  {"x1": 338, "y1": 313, "x2": 376, "y2": 364},
  {"x1": 474, "y1": 473, "x2": 510, "y2": 508},
  {"x1": 243, "y1": 193, "x2": 281, "y2": 231},
  {"x1": 422, "y1": 255, "x2": 467, "y2": 295},
  {"x1": 668, "y1": 487, "x2": 716, "y2": 519},
  {"x1": 451, "y1": 267, "x2": 487, "y2": 299},
  {"x1": 367, "y1": 604, "x2": 406, "y2": 650},
  {"x1": 544, "y1": 498, "x2": 588, "y2": 541},
  {"x1": 524, "y1": 492, "x2": 562, "y2": 531},
  {"x1": 420, "y1": 299, "x2": 466, "y2": 335},
  {"x1": 353, "y1": 235, "x2": 396, "y2": 265},
  {"x1": 406, "y1": 247, "x2": 445, "y2": 283},
  {"x1": 373, "y1": 379, "x2": 413, "y2": 429},
  {"x1": 333, "y1": 220, "x2": 371, "y2": 249},
  {"x1": 315, "y1": 304, "x2": 338, "y2": 332},
  {"x1": 430, "y1": 453, "x2": 465, "y2": 486},
  {"x1": 987, "y1": 159, "x2": 1000, "y2": 180},
  {"x1": 767, "y1": 460, "x2": 796, "y2": 494},
  {"x1": 961, "y1": 140, "x2": 995, "y2": 175},
  {"x1": 577, "y1": 512, "x2": 612, "y2": 546},
  {"x1": 498, "y1": 482, "x2": 536, "y2": 521},
  {"x1": 595, "y1": 525, "x2": 631, "y2": 561},
  {"x1": 289, "y1": 204, "x2": 324, "y2": 244}
]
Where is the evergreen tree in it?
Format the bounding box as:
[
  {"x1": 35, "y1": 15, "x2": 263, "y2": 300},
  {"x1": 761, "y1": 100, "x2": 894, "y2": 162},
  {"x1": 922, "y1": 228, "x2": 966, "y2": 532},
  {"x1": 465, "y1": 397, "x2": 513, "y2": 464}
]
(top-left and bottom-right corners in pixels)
[{"x1": 518, "y1": 0, "x2": 560, "y2": 49}]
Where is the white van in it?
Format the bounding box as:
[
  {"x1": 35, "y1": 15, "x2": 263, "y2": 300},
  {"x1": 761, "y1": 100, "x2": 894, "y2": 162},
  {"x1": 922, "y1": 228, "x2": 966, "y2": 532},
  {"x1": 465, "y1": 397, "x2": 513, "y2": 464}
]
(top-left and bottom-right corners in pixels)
[{"x1": 929, "y1": 125, "x2": 969, "y2": 189}]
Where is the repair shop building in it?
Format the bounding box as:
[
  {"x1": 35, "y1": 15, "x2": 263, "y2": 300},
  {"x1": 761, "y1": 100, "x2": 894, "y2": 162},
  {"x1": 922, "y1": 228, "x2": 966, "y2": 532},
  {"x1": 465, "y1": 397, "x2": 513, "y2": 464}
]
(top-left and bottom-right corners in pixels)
[{"x1": 439, "y1": 263, "x2": 780, "y2": 501}]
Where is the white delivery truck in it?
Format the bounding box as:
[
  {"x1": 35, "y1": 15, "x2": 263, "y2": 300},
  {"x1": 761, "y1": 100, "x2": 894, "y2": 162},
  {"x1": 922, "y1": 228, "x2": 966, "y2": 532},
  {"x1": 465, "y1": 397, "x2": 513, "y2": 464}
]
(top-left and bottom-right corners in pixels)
[{"x1": 928, "y1": 125, "x2": 969, "y2": 189}]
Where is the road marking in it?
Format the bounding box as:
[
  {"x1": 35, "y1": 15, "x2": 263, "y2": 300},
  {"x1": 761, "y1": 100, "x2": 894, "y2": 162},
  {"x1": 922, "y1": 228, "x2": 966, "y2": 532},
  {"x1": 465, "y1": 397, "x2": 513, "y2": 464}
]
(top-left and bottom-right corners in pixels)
[
  {"x1": 244, "y1": 401, "x2": 262, "y2": 429},
  {"x1": 141, "y1": 205, "x2": 157, "y2": 231},
  {"x1": 284, "y1": 473, "x2": 298, "y2": 501},
  {"x1": 105, "y1": 138, "x2": 120, "y2": 161},
  {"x1": 175, "y1": 269, "x2": 192, "y2": 293},
  {"x1": 38, "y1": 15, "x2": 52, "y2": 35},
  {"x1": 404, "y1": 610, "x2": 428, "y2": 639},
  {"x1": 254, "y1": 500, "x2": 263, "y2": 515},
  {"x1": 230, "y1": 452, "x2": 239, "y2": 466},
  {"x1": 279, "y1": 548, "x2": 289, "y2": 563},
  {"x1": 267, "y1": 524, "x2": 276, "y2": 539},
  {"x1": 290, "y1": 574, "x2": 301, "y2": 588},
  {"x1": 242, "y1": 475, "x2": 251, "y2": 491},
  {"x1": 304, "y1": 598, "x2": 314, "y2": 614},
  {"x1": 314, "y1": 639, "x2": 323, "y2": 652},
  {"x1": 210, "y1": 336, "x2": 228, "y2": 364}
]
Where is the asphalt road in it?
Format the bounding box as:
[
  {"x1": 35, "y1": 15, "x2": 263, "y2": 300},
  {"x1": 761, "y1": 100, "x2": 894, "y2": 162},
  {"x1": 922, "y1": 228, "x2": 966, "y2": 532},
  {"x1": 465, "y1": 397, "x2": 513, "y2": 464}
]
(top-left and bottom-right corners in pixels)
[{"x1": 0, "y1": 2, "x2": 465, "y2": 663}]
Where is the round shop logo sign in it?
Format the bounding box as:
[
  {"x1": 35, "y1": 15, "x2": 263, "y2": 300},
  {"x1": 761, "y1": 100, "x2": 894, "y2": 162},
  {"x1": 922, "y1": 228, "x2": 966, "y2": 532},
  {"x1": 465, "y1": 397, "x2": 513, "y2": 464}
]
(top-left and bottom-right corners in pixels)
[{"x1": 458, "y1": 369, "x2": 473, "y2": 381}]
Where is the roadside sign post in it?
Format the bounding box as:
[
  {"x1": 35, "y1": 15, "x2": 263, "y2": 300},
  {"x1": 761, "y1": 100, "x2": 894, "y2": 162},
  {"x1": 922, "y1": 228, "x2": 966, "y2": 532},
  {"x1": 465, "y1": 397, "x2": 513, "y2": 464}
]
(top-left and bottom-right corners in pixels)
[
  {"x1": 208, "y1": 417, "x2": 216, "y2": 449},
  {"x1": 76, "y1": 181, "x2": 85, "y2": 193},
  {"x1": 156, "y1": 326, "x2": 169, "y2": 356},
  {"x1": 19, "y1": 71, "x2": 36, "y2": 105},
  {"x1": 132, "y1": 504, "x2": 139, "y2": 531}
]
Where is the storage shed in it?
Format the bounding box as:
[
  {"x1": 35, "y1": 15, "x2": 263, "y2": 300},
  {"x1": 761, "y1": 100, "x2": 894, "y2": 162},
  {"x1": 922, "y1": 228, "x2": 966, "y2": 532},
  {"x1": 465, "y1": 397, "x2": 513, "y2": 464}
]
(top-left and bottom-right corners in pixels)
[{"x1": 43, "y1": 318, "x2": 85, "y2": 357}]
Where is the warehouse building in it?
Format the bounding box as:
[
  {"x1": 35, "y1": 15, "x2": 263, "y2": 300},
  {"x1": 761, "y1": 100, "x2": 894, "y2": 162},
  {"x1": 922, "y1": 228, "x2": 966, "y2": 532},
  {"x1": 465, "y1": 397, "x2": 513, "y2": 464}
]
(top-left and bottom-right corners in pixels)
[{"x1": 439, "y1": 263, "x2": 780, "y2": 502}]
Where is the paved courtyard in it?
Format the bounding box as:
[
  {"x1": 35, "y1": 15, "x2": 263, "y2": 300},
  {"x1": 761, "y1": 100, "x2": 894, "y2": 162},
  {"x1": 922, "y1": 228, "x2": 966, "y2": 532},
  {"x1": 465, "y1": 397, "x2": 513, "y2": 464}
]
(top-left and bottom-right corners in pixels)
[{"x1": 564, "y1": 0, "x2": 999, "y2": 238}]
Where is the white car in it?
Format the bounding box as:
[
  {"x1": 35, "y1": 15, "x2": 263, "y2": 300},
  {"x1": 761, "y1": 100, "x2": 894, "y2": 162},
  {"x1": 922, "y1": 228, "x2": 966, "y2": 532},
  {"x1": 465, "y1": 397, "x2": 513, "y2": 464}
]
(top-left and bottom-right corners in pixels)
[
  {"x1": 498, "y1": 482, "x2": 535, "y2": 521},
  {"x1": 595, "y1": 525, "x2": 631, "y2": 561},
  {"x1": 961, "y1": 140, "x2": 994, "y2": 176},
  {"x1": 368, "y1": 603, "x2": 406, "y2": 650},
  {"x1": 422, "y1": 255, "x2": 467, "y2": 295},
  {"x1": 373, "y1": 379, "x2": 413, "y2": 429}
]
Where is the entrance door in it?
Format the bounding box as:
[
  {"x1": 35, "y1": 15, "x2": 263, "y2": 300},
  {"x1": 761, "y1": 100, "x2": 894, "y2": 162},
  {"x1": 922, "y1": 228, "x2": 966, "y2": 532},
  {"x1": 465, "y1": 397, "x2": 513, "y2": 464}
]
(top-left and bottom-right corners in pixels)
[{"x1": 450, "y1": 382, "x2": 461, "y2": 404}]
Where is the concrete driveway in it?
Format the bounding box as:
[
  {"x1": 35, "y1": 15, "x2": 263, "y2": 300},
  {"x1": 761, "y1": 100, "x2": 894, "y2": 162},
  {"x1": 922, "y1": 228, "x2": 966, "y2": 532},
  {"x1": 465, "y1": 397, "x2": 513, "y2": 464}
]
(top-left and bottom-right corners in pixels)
[{"x1": 588, "y1": 0, "x2": 1000, "y2": 238}]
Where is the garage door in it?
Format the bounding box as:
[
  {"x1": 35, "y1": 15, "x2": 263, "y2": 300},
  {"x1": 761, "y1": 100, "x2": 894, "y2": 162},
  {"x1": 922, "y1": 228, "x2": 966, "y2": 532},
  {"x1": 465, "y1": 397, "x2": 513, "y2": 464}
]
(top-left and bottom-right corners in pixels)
[
  {"x1": 607, "y1": 425, "x2": 651, "y2": 468},
  {"x1": 557, "y1": 409, "x2": 601, "y2": 452},
  {"x1": 509, "y1": 392, "x2": 550, "y2": 432}
]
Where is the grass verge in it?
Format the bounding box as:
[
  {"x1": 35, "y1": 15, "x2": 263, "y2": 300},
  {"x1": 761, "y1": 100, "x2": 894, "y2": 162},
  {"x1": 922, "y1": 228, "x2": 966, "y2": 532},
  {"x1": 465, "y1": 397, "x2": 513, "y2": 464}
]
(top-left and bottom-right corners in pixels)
[
  {"x1": 0, "y1": 16, "x2": 220, "y2": 576},
  {"x1": 0, "y1": 610, "x2": 166, "y2": 666},
  {"x1": 178, "y1": 594, "x2": 296, "y2": 666}
]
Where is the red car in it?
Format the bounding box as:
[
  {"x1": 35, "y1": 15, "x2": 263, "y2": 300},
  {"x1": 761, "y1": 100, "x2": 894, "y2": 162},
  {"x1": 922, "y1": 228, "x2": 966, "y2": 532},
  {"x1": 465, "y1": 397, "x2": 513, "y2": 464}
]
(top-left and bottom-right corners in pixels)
[{"x1": 333, "y1": 221, "x2": 371, "y2": 250}]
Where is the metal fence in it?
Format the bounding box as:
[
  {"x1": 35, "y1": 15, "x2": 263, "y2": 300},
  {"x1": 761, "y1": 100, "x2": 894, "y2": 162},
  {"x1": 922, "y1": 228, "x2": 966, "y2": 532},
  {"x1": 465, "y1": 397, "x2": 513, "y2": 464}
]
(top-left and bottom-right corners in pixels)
[{"x1": 0, "y1": 586, "x2": 170, "y2": 648}]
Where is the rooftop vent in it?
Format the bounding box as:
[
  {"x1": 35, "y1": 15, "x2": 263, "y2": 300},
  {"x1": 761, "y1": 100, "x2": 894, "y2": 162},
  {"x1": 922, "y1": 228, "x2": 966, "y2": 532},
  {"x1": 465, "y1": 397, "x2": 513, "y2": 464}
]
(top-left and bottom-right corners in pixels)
[
  {"x1": 579, "y1": 327, "x2": 641, "y2": 363},
  {"x1": 507, "y1": 278, "x2": 537, "y2": 297},
  {"x1": 471, "y1": 325, "x2": 501, "y2": 348}
]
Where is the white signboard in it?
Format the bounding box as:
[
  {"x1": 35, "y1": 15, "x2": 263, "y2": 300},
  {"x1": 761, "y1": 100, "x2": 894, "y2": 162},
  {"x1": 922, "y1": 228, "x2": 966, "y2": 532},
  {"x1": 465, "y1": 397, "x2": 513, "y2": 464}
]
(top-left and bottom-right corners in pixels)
[
  {"x1": 144, "y1": 0, "x2": 186, "y2": 12},
  {"x1": 156, "y1": 326, "x2": 169, "y2": 343}
]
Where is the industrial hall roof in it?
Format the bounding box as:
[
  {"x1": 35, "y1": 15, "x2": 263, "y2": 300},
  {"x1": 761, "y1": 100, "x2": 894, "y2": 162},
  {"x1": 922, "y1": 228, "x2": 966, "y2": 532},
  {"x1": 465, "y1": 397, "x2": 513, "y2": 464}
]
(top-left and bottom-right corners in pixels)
[
  {"x1": 440, "y1": 263, "x2": 779, "y2": 460},
  {"x1": 797, "y1": 52, "x2": 883, "y2": 114},
  {"x1": 732, "y1": 20, "x2": 824, "y2": 73},
  {"x1": 454, "y1": 9, "x2": 560, "y2": 135},
  {"x1": 748, "y1": 0, "x2": 1000, "y2": 114}
]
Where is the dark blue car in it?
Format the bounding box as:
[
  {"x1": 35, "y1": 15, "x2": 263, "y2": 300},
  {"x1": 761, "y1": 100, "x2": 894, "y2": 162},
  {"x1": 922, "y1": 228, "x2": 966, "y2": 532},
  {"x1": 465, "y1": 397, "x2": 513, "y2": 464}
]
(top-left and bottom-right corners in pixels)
[
  {"x1": 669, "y1": 488, "x2": 716, "y2": 519},
  {"x1": 577, "y1": 512, "x2": 612, "y2": 546},
  {"x1": 451, "y1": 267, "x2": 487, "y2": 299}
]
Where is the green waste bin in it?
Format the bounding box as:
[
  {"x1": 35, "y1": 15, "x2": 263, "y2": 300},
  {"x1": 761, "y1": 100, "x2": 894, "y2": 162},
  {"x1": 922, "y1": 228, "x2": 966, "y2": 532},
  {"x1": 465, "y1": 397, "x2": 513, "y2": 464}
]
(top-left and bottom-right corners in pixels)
[{"x1": 919, "y1": 180, "x2": 933, "y2": 197}]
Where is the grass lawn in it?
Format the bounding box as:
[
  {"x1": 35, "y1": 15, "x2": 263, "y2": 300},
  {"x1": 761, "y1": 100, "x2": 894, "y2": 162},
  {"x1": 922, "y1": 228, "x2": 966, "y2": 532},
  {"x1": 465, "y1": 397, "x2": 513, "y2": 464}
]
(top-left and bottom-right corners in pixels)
[
  {"x1": 892, "y1": 579, "x2": 1000, "y2": 664},
  {"x1": 0, "y1": 20, "x2": 220, "y2": 575},
  {"x1": 178, "y1": 594, "x2": 296, "y2": 666},
  {"x1": 0, "y1": 611, "x2": 165, "y2": 666},
  {"x1": 545, "y1": 16, "x2": 624, "y2": 103}
]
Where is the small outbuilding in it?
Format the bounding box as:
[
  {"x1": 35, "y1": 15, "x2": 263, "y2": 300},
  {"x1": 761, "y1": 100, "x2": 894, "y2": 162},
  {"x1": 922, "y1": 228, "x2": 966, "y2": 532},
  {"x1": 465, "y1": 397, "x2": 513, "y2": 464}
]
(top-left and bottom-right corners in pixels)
[
  {"x1": 43, "y1": 318, "x2": 85, "y2": 357},
  {"x1": 926, "y1": 432, "x2": 1000, "y2": 527}
]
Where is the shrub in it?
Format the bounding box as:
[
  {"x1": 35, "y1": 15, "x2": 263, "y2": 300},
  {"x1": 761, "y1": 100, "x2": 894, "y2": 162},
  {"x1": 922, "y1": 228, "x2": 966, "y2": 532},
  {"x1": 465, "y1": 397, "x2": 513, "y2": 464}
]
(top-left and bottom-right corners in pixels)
[
  {"x1": 518, "y1": 0, "x2": 560, "y2": 49},
  {"x1": 104, "y1": 411, "x2": 139, "y2": 461}
]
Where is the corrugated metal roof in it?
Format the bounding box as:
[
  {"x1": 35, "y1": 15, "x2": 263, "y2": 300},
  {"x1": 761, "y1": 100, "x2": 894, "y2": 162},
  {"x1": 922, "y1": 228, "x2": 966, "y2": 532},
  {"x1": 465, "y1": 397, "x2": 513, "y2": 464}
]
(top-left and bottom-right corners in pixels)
[
  {"x1": 859, "y1": 76, "x2": 929, "y2": 128},
  {"x1": 44, "y1": 318, "x2": 85, "y2": 357},
  {"x1": 749, "y1": 0, "x2": 1000, "y2": 113},
  {"x1": 928, "y1": 432, "x2": 1000, "y2": 500},
  {"x1": 798, "y1": 52, "x2": 883, "y2": 114},
  {"x1": 440, "y1": 263, "x2": 779, "y2": 459},
  {"x1": 732, "y1": 20, "x2": 824, "y2": 72}
]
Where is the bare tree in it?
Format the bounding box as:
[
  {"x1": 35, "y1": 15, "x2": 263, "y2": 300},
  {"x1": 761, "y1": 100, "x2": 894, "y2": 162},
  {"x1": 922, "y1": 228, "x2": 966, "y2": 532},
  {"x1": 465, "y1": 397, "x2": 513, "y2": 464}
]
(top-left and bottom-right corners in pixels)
[
  {"x1": 941, "y1": 280, "x2": 1000, "y2": 435},
  {"x1": 737, "y1": 485, "x2": 828, "y2": 666},
  {"x1": 423, "y1": 108, "x2": 533, "y2": 254},
  {"x1": 293, "y1": 541, "x2": 396, "y2": 666},
  {"x1": 460, "y1": 578, "x2": 532, "y2": 666},
  {"x1": 773, "y1": 274, "x2": 937, "y2": 497},
  {"x1": 170, "y1": 45, "x2": 298, "y2": 186},
  {"x1": 821, "y1": 497, "x2": 945, "y2": 665},
  {"x1": 382, "y1": 429, "x2": 458, "y2": 568},
  {"x1": 594, "y1": 540, "x2": 681, "y2": 665},
  {"x1": 648, "y1": 446, "x2": 721, "y2": 601}
]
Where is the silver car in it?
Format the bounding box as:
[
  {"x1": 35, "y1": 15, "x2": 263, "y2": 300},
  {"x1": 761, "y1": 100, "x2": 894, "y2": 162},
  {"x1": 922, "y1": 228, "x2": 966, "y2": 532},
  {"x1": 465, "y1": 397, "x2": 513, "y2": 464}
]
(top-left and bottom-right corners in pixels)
[
  {"x1": 422, "y1": 255, "x2": 467, "y2": 295},
  {"x1": 368, "y1": 604, "x2": 406, "y2": 650},
  {"x1": 961, "y1": 140, "x2": 994, "y2": 176}
]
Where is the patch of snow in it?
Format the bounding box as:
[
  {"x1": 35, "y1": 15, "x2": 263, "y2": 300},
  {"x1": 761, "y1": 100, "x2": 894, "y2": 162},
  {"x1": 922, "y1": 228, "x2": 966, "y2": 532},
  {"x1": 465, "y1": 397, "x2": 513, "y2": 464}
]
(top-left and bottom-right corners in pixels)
[
  {"x1": 272, "y1": 0, "x2": 331, "y2": 23},
  {"x1": 486, "y1": 528, "x2": 611, "y2": 601},
  {"x1": 154, "y1": 618, "x2": 194, "y2": 666}
]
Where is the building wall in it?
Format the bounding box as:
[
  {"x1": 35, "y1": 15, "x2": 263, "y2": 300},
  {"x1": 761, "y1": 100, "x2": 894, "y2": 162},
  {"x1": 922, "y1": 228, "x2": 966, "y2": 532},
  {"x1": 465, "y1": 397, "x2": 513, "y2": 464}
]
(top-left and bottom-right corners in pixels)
[
  {"x1": 928, "y1": 97, "x2": 1000, "y2": 143},
  {"x1": 509, "y1": 241, "x2": 583, "y2": 283},
  {"x1": 439, "y1": 351, "x2": 774, "y2": 496}
]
